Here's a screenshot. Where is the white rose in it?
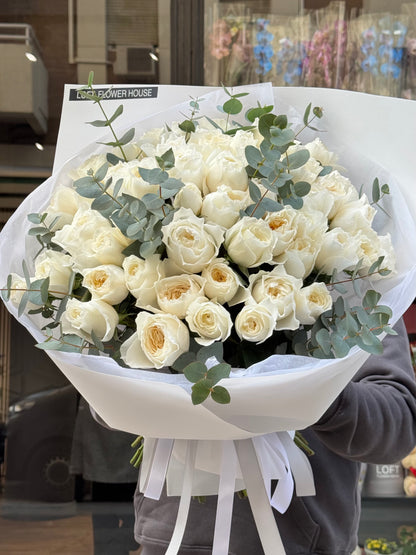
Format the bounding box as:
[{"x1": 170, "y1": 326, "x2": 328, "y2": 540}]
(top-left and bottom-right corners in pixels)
[
  {"x1": 304, "y1": 138, "x2": 339, "y2": 168},
  {"x1": 53, "y1": 207, "x2": 113, "y2": 252},
  {"x1": 249, "y1": 267, "x2": 302, "y2": 331},
  {"x1": 82, "y1": 264, "x2": 129, "y2": 305},
  {"x1": 225, "y1": 216, "x2": 276, "y2": 268},
  {"x1": 45, "y1": 187, "x2": 90, "y2": 230},
  {"x1": 120, "y1": 311, "x2": 190, "y2": 369},
  {"x1": 155, "y1": 274, "x2": 205, "y2": 318},
  {"x1": 107, "y1": 158, "x2": 159, "y2": 198},
  {"x1": 235, "y1": 302, "x2": 276, "y2": 344},
  {"x1": 7, "y1": 273, "x2": 29, "y2": 307},
  {"x1": 173, "y1": 182, "x2": 203, "y2": 215},
  {"x1": 201, "y1": 185, "x2": 250, "y2": 229},
  {"x1": 295, "y1": 282, "x2": 332, "y2": 325},
  {"x1": 34, "y1": 250, "x2": 73, "y2": 298},
  {"x1": 315, "y1": 228, "x2": 361, "y2": 275},
  {"x1": 201, "y1": 258, "x2": 249, "y2": 305},
  {"x1": 264, "y1": 207, "x2": 297, "y2": 257},
  {"x1": 73, "y1": 227, "x2": 130, "y2": 270},
  {"x1": 313, "y1": 171, "x2": 359, "y2": 219},
  {"x1": 185, "y1": 298, "x2": 232, "y2": 345},
  {"x1": 162, "y1": 208, "x2": 224, "y2": 274},
  {"x1": 205, "y1": 150, "x2": 248, "y2": 193},
  {"x1": 61, "y1": 298, "x2": 119, "y2": 342},
  {"x1": 286, "y1": 143, "x2": 321, "y2": 184},
  {"x1": 329, "y1": 194, "x2": 376, "y2": 234},
  {"x1": 278, "y1": 237, "x2": 320, "y2": 279},
  {"x1": 168, "y1": 148, "x2": 206, "y2": 190},
  {"x1": 123, "y1": 254, "x2": 165, "y2": 307},
  {"x1": 355, "y1": 229, "x2": 396, "y2": 276},
  {"x1": 70, "y1": 153, "x2": 108, "y2": 180}
]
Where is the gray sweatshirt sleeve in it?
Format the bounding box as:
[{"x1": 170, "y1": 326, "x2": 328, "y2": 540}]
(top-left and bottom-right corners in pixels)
[{"x1": 311, "y1": 318, "x2": 416, "y2": 463}]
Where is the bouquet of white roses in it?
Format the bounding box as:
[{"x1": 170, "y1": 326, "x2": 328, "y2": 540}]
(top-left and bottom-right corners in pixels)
[{"x1": 2, "y1": 80, "x2": 416, "y2": 554}]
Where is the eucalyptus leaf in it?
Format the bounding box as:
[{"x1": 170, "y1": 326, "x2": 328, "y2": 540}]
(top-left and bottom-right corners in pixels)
[
  {"x1": 223, "y1": 98, "x2": 243, "y2": 115},
  {"x1": 183, "y1": 361, "x2": 207, "y2": 383},
  {"x1": 191, "y1": 381, "x2": 211, "y2": 405},
  {"x1": 211, "y1": 385, "x2": 231, "y2": 404}
]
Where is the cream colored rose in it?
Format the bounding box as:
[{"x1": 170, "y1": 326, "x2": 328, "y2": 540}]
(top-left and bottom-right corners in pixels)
[
  {"x1": 8, "y1": 273, "x2": 29, "y2": 307},
  {"x1": 61, "y1": 298, "x2": 119, "y2": 342},
  {"x1": 225, "y1": 216, "x2": 276, "y2": 268},
  {"x1": 73, "y1": 227, "x2": 130, "y2": 269},
  {"x1": 201, "y1": 185, "x2": 250, "y2": 229},
  {"x1": 34, "y1": 250, "x2": 73, "y2": 298},
  {"x1": 264, "y1": 207, "x2": 297, "y2": 257},
  {"x1": 355, "y1": 229, "x2": 396, "y2": 276},
  {"x1": 278, "y1": 237, "x2": 320, "y2": 280},
  {"x1": 315, "y1": 228, "x2": 361, "y2": 275},
  {"x1": 155, "y1": 274, "x2": 205, "y2": 318},
  {"x1": 330, "y1": 194, "x2": 376, "y2": 234},
  {"x1": 304, "y1": 138, "x2": 339, "y2": 168},
  {"x1": 106, "y1": 158, "x2": 159, "y2": 198},
  {"x1": 286, "y1": 143, "x2": 321, "y2": 184},
  {"x1": 70, "y1": 153, "x2": 108, "y2": 180},
  {"x1": 205, "y1": 150, "x2": 248, "y2": 193},
  {"x1": 185, "y1": 298, "x2": 232, "y2": 345},
  {"x1": 123, "y1": 254, "x2": 165, "y2": 307},
  {"x1": 162, "y1": 208, "x2": 224, "y2": 274},
  {"x1": 173, "y1": 182, "x2": 203, "y2": 215},
  {"x1": 120, "y1": 311, "x2": 190, "y2": 369},
  {"x1": 249, "y1": 267, "x2": 302, "y2": 331},
  {"x1": 235, "y1": 302, "x2": 276, "y2": 344},
  {"x1": 313, "y1": 171, "x2": 359, "y2": 219},
  {"x1": 45, "y1": 187, "x2": 90, "y2": 230},
  {"x1": 168, "y1": 148, "x2": 206, "y2": 190},
  {"x1": 82, "y1": 264, "x2": 129, "y2": 305},
  {"x1": 53, "y1": 207, "x2": 112, "y2": 252},
  {"x1": 295, "y1": 282, "x2": 332, "y2": 325},
  {"x1": 201, "y1": 258, "x2": 248, "y2": 305}
]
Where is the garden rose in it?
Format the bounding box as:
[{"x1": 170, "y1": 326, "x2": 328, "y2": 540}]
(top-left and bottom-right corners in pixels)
[
  {"x1": 264, "y1": 206, "x2": 297, "y2": 257},
  {"x1": 162, "y1": 208, "x2": 224, "y2": 274},
  {"x1": 82, "y1": 264, "x2": 129, "y2": 305},
  {"x1": 107, "y1": 158, "x2": 160, "y2": 198},
  {"x1": 120, "y1": 311, "x2": 190, "y2": 369},
  {"x1": 225, "y1": 216, "x2": 276, "y2": 268},
  {"x1": 249, "y1": 267, "x2": 302, "y2": 331},
  {"x1": 201, "y1": 185, "x2": 250, "y2": 229},
  {"x1": 205, "y1": 150, "x2": 248, "y2": 193},
  {"x1": 201, "y1": 258, "x2": 248, "y2": 305},
  {"x1": 185, "y1": 298, "x2": 233, "y2": 345},
  {"x1": 61, "y1": 298, "x2": 119, "y2": 342},
  {"x1": 44, "y1": 186, "x2": 89, "y2": 230},
  {"x1": 295, "y1": 282, "x2": 333, "y2": 325},
  {"x1": 173, "y1": 182, "x2": 203, "y2": 214},
  {"x1": 330, "y1": 194, "x2": 376, "y2": 234},
  {"x1": 155, "y1": 274, "x2": 206, "y2": 318},
  {"x1": 123, "y1": 254, "x2": 165, "y2": 307},
  {"x1": 34, "y1": 250, "x2": 73, "y2": 298},
  {"x1": 315, "y1": 228, "x2": 361, "y2": 275},
  {"x1": 235, "y1": 302, "x2": 276, "y2": 344}
]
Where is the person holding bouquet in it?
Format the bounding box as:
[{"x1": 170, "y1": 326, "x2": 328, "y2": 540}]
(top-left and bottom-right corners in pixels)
[{"x1": 133, "y1": 319, "x2": 416, "y2": 555}]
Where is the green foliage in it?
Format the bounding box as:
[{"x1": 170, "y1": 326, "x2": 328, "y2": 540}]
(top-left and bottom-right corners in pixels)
[
  {"x1": 77, "y1": 71, "x2": 134, "y2": 162},
  {"x1": 293, "y1": 289, "x2": 396, "y2": 359}
]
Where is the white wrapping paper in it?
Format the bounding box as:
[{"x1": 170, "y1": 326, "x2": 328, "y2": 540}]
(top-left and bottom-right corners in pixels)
[{"x1": 1, "y1": 85, "x2": 416, "y2": 554}]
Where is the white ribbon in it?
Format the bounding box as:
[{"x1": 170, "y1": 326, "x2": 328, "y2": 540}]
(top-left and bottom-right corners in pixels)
[
  {"x1": 139, "y1": 434, "x2": 316, "y2": 555},
  {"x1": 212, "y1": 441, "x2": 238, "y2": 555},
  {"x1": 235, "y1": 439, "x2": 286, "y2": 555},
  {"x1": 143, "y1": 438, "x2": 174, "y2": 500},
  {"x1": 165, "y1": 440, "x2": 197, "y2": 555}
]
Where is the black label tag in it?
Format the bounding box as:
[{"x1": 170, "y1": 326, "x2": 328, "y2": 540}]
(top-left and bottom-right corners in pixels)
[{"x1": 69, "y1": 86, "x2": 158, "y2": 101}]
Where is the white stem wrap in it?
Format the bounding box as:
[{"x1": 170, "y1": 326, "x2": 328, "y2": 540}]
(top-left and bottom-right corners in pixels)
[{"x1": 140, "y1": 432, "x2": 315, "y2": 555}]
